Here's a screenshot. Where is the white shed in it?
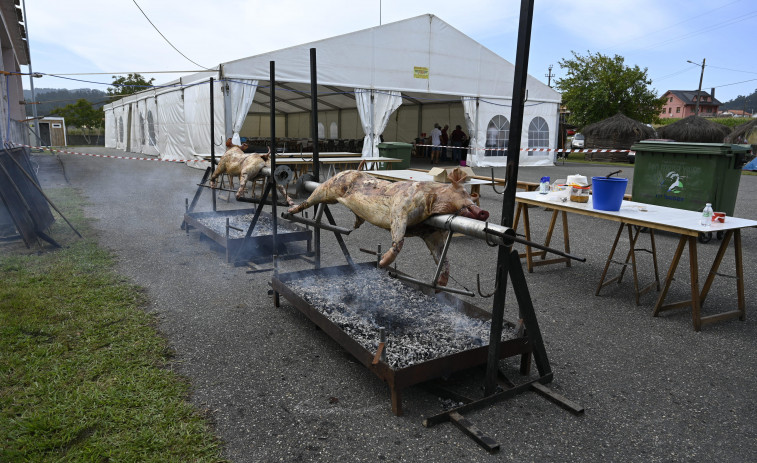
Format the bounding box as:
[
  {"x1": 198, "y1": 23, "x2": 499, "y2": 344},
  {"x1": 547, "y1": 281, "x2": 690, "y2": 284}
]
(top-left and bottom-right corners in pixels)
[{"x1": 104, "y1": 14, "x2": 561, "y2": 167}]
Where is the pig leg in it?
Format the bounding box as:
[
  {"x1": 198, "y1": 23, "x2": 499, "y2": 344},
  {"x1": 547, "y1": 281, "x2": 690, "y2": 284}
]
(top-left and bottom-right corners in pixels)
[
  {"x1": 287, "y1": 184, "x2": 339, "y2": 214},
  {"x1": 353, "y1": 214, "x2": 365, "y2": 229},
  {"x1": 421, "y1": 231, "x2": 450, "y2": 287},
  {"x1": 209, "y1": 160, "x2": 227, "y2": 188},
  {"x1": 379, "y1": 213, "x2": 408, "y2": 267},
  {"x1": 275, "y1": 184, "x2": 295, "y2": 206}
]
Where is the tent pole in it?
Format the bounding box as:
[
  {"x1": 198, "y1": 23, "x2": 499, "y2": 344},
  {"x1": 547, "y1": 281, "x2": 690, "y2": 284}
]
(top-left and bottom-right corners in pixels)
[
  {"x1": 210, "y1": 76, "x2": 217, "y2": 212},
  {"x1": 370, "y1": 90, "x2": 375, "y2": 159},
  {"x1": 473, "y1": 98, "x2": 479, "y2": 165},
  {"x1": 269, "y1": 61, "x2": 279, "y2": 283},
  {"x1": 310, "y1": 47, "x2": 321, "y2": 269}
]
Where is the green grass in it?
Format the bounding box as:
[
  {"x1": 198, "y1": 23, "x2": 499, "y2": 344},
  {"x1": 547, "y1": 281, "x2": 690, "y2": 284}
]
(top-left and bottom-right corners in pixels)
[{"x1": 0, "y1": 188, "x2": 227, "y2": 462}]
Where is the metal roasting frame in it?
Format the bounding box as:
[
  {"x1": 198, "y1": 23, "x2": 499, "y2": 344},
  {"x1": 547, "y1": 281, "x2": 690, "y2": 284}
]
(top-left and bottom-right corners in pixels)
[{"x1": 265, "y1": 43, "x2": 584, "y2": 453}]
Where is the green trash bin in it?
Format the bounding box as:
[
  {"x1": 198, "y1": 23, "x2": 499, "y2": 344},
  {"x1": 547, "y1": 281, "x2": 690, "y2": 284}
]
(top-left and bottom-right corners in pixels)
[
  {"x1": 378, "y1": 142, "x2": 412, "y2": 170},
  {"x1": 630, "y1": 141, "x2": 749, "y2": 216}
]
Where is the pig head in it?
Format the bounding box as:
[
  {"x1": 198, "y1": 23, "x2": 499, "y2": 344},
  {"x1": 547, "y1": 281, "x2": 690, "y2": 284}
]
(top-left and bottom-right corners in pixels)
[
  {"x1": 210, "y1": 139, "x2": 293, "y2": 205},
  {"x1": 287, "y1": 167, "x2": 489, "y2": 286}
]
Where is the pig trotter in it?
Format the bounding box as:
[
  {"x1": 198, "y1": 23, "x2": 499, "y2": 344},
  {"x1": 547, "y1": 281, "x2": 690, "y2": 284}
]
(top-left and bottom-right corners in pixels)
[{"x1": 379, "y1": 239, "x2": 404, "y2": 267}]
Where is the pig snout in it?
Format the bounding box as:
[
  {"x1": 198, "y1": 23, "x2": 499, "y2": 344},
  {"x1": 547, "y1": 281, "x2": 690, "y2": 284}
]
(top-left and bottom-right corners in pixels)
[{"x1": 460, "y1": 204, "x2": 489, "y2": 221}]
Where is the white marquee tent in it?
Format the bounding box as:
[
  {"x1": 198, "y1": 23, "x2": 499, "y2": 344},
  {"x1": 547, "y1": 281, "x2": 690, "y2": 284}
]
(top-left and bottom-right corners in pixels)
[{"x1": 104, "y1": 14, "x2": 561, "y2": 167}]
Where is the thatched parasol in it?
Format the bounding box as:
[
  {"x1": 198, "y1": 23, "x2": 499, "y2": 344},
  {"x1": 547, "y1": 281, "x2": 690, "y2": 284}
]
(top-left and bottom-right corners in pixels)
[
  {"x1": 657, "y1": 115, "x2": 731, "y2": 143},
  {"x1": 583, "y1": 113, "x2": 657, "y2": 150},
  {"x1": 724, "y1": 118, "x2": 757, "y2": 144}
]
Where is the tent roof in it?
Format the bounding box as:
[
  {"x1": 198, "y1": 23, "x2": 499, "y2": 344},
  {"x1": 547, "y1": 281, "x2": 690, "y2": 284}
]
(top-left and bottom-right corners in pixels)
[{"x1": 107, "y1": 14, "x2": 560, "y2": 115}]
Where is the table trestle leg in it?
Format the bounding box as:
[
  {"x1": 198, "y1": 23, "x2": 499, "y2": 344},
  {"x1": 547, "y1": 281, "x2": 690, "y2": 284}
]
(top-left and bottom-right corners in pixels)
[{"x1": 596, "y1": 223, "x2": 660, "y2": 305}]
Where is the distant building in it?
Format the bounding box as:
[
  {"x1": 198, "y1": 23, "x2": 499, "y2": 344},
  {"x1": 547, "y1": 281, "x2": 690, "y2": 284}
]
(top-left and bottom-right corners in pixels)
[
  {"x1": 719, "y1": 109, "x2": 753, "y2": 118},
  {"x1": 35, "y1": 117, "x2": 67, "y2": 146},
  {"x1": 660, "y1": 88, "x2": 721, "y2": 119}
]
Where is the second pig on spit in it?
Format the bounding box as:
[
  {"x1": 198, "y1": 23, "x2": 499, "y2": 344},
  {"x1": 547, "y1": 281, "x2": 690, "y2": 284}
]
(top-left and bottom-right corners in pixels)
[{"x1": 287, "y1": 167, "x2": 489, "y2": 286}]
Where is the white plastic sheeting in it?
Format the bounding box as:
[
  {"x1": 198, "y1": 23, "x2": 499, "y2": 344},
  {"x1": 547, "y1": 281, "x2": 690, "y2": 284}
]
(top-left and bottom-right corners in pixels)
[
  {"x1": 104, "y1": 107, "x2": 116, "y2": 148},
  {"x1": 183, "y1": 80, "x2": 225, "y2": 158},
  {"x1": 355, "y1": 89, "x2": 402, "y2": 158},
  {"x1": 156, "y1": 90, "x2": 187, "y2": 161},
  {"x1": 228, "y1": 79, "x2": 258, "y2": 146}
]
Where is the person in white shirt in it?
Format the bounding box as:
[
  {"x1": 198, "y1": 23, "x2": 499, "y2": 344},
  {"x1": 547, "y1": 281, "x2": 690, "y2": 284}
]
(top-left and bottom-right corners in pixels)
[{"x1": 430, "y1": 123, "x2": 442, "y2": 164}]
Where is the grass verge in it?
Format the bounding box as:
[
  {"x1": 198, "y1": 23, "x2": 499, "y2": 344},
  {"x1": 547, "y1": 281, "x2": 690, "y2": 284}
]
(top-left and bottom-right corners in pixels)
[{"x1": 0, "y1": 187, "x2": 227, "y2": 462}]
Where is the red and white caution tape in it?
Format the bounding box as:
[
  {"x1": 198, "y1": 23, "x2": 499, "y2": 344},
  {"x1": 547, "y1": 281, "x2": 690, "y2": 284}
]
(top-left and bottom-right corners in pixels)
[
  {"x1": 415, "y1": 143, "x2": 633, "y2": 154},
  {"x1": 8, "y1": 142, "x2": 188, "y2": 163}
]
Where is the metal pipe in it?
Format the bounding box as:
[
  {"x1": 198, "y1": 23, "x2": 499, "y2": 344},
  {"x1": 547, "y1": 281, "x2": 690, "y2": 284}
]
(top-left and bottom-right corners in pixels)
[
  {"x1": 280, "y1": 212, "x2": 353, "y2": 235},
  {"x1": 210, "y1": 76, "x2": 217, "y2": 212}
]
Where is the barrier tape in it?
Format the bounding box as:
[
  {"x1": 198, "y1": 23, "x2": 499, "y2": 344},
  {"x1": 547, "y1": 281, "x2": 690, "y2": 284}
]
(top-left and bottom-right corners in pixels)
[
  {"x1": 414, "y1": 143, "x2": 633, "y2": 154},
  {"x1": 8, "y1": 142, "x2": 189, "y2": 163}
]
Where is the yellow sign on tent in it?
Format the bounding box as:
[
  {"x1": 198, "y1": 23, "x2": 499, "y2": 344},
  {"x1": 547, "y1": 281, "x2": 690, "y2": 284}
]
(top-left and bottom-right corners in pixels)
[{"x1": 413, "y1": 67, "x2": 429, "y2": 79}]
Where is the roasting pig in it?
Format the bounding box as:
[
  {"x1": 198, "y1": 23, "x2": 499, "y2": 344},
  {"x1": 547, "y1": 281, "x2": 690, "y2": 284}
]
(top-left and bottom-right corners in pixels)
[
  {"x1": 210, "y1": 139, "x2": 293, "y2": 205},
  {"x1": 287, "y1": 167, "x2": 489, "y2": 286}
]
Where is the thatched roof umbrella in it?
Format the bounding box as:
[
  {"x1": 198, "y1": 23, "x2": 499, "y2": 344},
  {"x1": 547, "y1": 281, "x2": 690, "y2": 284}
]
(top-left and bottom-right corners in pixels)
[
  {"x1": 580, "y1": 113, "x2": 656, "y2": 162},
  {"x1": 657, "y1": 115, "x2": 731, "y2": 143},
  {"x1": 724, "y1": 118, "x2": 757, "y2": 144},
  {"x1": 583, "y1": 113, "x2": 657, "y2": 150}
]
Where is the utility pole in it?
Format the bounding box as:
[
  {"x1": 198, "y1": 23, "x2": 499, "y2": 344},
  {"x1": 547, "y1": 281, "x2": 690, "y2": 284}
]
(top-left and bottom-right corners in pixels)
[
  {"x1": 687, "y1": 58, "x2": 706, "y2": 116},
  {"x1": 545, "y1": 64, "x2": 554, "y2": 87}
]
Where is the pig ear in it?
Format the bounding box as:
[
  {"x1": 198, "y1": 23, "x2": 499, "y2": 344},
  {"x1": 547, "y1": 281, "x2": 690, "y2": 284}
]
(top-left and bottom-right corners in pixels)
[
  {"x1": 447, "y1": 167, "x2": 468, "y2": 186},
  {"x1": 226, "y1": 138, "x2": 233, "y2": 147}
]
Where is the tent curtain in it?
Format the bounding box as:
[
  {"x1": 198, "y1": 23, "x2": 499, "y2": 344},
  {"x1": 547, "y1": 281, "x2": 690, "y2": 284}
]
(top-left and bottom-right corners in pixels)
[
  {"x1": 229, "y1": 79, "x2": 258, "y2": 145},
  {"x1": 355, "y1": 88, "x2": 402, "y2": 158},
  {"x1": 462, "y1": 97, "x2": 480, "y2": 166}
]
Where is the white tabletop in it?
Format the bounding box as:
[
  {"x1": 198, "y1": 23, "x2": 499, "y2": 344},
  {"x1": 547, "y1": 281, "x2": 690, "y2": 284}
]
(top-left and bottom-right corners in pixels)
[
  {"x1": 368, "y1": 169, "x2": 493, "y2": 185},
  {"x1": 516, "y1": 190, "x2": 757, "y2": 236}
]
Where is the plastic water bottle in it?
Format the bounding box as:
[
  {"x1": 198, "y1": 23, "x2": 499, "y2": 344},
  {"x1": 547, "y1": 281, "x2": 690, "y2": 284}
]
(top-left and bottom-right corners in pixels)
[
  {"x1": 539, "y1": 176, "x2": 550, "y2": 194},
  {"x1": 700, "y1": 203, "x2": 713, "y2": 226}
]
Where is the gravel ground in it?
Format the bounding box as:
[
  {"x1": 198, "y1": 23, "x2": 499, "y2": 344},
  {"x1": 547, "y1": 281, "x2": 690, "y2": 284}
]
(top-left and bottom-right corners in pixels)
[{"x1": 30, "y1": 148, "x2": 757, "y2": 462}]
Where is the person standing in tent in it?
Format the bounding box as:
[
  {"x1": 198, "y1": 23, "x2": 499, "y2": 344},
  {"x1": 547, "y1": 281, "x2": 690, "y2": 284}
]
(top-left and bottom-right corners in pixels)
[
  {"x1": 430, "y1": 123, "x2": 442, "y2": 164},
  {"x1": 450, "y1": 125, "x2": 468, "y2": 163},
  {"x1": 441, "y1": 124, "x2": 449, "y2": 161}
]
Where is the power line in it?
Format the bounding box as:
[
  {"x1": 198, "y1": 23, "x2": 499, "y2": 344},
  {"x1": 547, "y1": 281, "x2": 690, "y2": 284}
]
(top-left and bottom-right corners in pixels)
[
  {"x1": 131, "y1": 0, "x2": 211, "y2": 70},
  {"x1": 38, "y1": 70, "x2": 215, "y2": 76}
]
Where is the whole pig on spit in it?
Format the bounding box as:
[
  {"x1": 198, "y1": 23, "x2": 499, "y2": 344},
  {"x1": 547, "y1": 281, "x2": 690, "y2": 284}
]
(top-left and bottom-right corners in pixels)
[
  {"x1": 287, "y1": 167, "x2": 489, "y2": 286},
  {"x1": 210, "y1": 139, "x2": 294, "y2": 205}
]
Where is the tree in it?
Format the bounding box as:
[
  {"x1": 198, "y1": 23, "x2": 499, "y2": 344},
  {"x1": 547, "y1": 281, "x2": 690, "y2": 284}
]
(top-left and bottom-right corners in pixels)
[
  {"x1": 50, "y1": 99, "x2": 104, "y2": 129},
  {"x1": 556, "y1": 51, "x2": 666, "y2": 128},
  {"x1": 107, "y1": 73, "x2": 155, "y2": 100}
]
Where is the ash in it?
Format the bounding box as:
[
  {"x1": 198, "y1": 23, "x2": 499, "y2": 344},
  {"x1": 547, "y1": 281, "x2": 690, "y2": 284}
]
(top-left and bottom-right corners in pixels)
[
  {"x1": 286, "y1": 267, "x2": 516, "y2": 369},
  {"x1": 197, "y1": 213, "x2": 299, "y2": 238}
]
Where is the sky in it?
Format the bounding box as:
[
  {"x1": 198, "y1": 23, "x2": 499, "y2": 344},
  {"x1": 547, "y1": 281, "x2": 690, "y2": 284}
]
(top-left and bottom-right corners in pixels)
[{"x1": 21, "y1": 0, "x2": 757, "y2": 106}]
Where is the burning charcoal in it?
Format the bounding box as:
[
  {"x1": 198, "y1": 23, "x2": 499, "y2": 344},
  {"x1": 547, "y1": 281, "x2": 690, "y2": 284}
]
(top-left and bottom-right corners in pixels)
[{"x1": 286, "y1": 267, "x2": 516, "y2": 369}]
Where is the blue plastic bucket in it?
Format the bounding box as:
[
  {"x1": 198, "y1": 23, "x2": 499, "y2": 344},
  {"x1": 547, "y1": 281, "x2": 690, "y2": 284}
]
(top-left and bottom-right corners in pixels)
[{"x1": 591, "y1": 177, "x2": 628, "y2": 211}]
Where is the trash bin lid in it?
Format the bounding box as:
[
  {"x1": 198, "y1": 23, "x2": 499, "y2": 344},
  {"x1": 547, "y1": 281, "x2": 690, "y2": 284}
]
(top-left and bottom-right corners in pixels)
[{"x1": 630, "y1": 140, "x2": 747, "y2": 156}]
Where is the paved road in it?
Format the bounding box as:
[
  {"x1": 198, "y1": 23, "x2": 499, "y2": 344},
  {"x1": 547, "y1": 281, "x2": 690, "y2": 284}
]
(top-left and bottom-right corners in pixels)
[{"x1": 33, "y1": 148, "x2": 757, "y2": 462}]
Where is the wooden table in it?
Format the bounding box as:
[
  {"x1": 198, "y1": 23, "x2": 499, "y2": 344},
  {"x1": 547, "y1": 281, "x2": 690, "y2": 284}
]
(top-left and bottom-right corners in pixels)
[{"x1": 515, "y1": 190, "x2": 757, "y2": 331}]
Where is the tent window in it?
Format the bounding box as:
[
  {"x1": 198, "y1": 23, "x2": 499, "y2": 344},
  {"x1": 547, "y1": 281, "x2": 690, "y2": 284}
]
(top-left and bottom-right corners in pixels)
[
  {"x1": 528, "y1": 117, "x2": 549, "y2": 156},
  {"x1": 139, "y1": 113, "x2": 146, "y2": 145},
  {"x1": 147, "y1": 111, "x2": 156, "y2": 146},
  {"x1": 485, "y1": 115, "x2": 509, "y2": 157},
  {"x1": 329, "y1": 122, "x2": 338, "y2": 139},
  {"x1": 118, "y1": 116, "x2": 124, "y2": 143},
  {"x1": 317, "y1": 122, "x2": 325, "y2": 139}
]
